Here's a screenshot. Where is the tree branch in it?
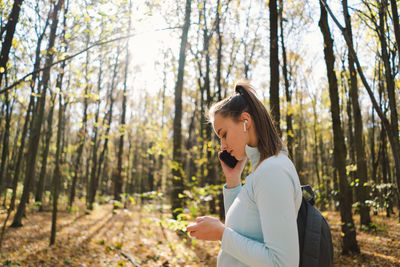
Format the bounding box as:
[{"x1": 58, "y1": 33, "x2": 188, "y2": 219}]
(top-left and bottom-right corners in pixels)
[{"x1": 0, "y1": 26, "x2": 181, "y2": 94}]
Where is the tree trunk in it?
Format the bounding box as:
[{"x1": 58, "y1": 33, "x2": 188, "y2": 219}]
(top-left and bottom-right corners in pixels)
[
  {"x1": 35, "y1": 95, "x2": 56, "y2": 211},
  {"x1": 318, "y1": 1, "x2": 359, "y2": 254},
  {"x1": 321, "y1": 0, "x2": 400, "y2": 222},
  {"x1": 171, "y1": 0, "x2": 191, "y2": 219},
  {"x1": 342, "y1": 0, "x2": 371, "y2": 228},
  {"x1": 0, "y1": 0, "x2": 24, "y2": 87},
  {"x1": 389, "y1": 0, "x2": 400, "y2": 60},
  {"x1": 91, "y1": 47, "x2": 120, "y2": 207},
  {"x1": 216, "y1": 0, "x2": 222, "y2": 101},
  {"x1": 115, "y1": 1, "x2": 131, "y2": 201},
  {"x1": 69, "y1": 31, "x2": 90, "y2": 209},
  {"x1": 269, "y1": 0, "x2": 280, "y2": 135},
  {"x1": 0, "y1": 91, "x2": 10, "y2": 194},
  {"x1": 378, "y1": 0, "x2": 400, "y2": 222},
  {"x1": 8, "y1": 10, "x2": 50, "y2": 208},
  {"x1": 11, "y1": 0, "x2": 63, "y2": 227},
  {"x1": 50, "y1": 81, "x2": 64, "y2": 246},
  {"x1": 87, "y1": 56, "x2": 102, "y2": 210},
  {"x1": 279, "y1": 0, "x2": 293, "y2": 159},
  {"x1": 49, "y1": 6, "x2": 68, "y2": 237}
]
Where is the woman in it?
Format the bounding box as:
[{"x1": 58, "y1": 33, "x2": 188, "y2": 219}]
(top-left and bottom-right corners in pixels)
[{"x1": 187, "y1": 81, "x2": 302, "y2": 267}]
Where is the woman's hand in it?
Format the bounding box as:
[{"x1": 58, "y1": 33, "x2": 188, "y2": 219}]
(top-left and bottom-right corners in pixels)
[
  {"x1": 186, "y1": 216, "x2": 225, "y2": 241},
  {"x1": 218, "y1": 151, "x2": 247, "y2": 188}
]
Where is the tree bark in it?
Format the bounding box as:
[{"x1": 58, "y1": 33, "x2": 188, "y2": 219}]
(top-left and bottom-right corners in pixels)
[
  {"x1": 171, "y1": 0, "x2": 191, "y2": 219},
  {"x1": 319, "y1": 0, "x2": 359, "y2": 254}
]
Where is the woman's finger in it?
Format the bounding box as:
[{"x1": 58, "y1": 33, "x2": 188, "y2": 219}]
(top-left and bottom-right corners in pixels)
[
  {"x1": 196, "y1": 216, "x2": 205, "y2": 223},
  {"x1": 186, "y1": 223, "x2": 198, "y2": 232}
]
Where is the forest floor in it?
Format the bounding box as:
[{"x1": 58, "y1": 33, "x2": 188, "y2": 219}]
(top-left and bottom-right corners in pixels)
[{"x1": 0, "y1": 199, "x2": 399, "y2": 267}]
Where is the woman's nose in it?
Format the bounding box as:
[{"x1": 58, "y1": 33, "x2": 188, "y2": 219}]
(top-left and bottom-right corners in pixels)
[{"x1": 220, "y1": 140, "x2": 227, "y2": 150}]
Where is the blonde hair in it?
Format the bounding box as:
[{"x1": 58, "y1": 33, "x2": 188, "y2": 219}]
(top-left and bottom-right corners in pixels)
[{"x1": 208, "y1": 81, "x2": 283, "y2": 162}]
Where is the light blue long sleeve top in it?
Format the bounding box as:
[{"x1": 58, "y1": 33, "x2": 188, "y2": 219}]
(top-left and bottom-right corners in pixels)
[{"x1": 217, "y1": 145, "x2": 302, "y2": 267}]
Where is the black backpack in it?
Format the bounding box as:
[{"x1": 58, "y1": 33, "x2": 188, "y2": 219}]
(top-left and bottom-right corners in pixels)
[{"x1": 297, "y1": 185, "x2": 334, "y2": 267}]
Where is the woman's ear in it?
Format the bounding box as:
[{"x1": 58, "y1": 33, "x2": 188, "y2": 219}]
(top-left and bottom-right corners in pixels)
[{"x1": 240, "y1": 112, "x2": 251, "y2": 124}]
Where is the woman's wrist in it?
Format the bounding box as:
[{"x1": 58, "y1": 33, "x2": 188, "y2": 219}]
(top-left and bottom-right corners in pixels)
[
  {"x1": 226, "y1": 178, "x2": 241, "y2": 188},
  {"x1": 219, "y1": 225, "x2": 226, "y2": 241}
]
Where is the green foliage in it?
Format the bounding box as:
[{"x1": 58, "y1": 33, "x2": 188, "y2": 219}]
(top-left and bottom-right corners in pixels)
[{"x1": 3, "y1": 260, "x2": 20, "y2": 266}]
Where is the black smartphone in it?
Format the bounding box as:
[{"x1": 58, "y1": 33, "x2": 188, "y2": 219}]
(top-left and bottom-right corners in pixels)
[{"x1": 219, "y1": 150, "x2": 238, "y2": 168}]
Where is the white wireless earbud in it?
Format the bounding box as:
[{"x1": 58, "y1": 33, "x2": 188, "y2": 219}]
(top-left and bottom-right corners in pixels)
[{"x1": 244, "y1": 120, "x2": 248, "y2": 132}]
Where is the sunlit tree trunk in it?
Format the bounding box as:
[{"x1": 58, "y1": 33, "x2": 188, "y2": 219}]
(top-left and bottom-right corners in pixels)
[
  {"x1": 319, "y1": 1, "x2": 359, "y2": 254},
  {"x1": 171, "y1": 0, "x2": 191, "y2": 219}
]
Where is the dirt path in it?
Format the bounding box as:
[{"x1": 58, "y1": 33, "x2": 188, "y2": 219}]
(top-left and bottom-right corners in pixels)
[{"x1": 1, "y1": 202, "x2": 399, "y2": 266}]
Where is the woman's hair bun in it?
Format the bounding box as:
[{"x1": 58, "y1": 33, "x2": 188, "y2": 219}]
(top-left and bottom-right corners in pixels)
[{"x1": 235, "y1": 85, "x2": 245, "y2": 95}]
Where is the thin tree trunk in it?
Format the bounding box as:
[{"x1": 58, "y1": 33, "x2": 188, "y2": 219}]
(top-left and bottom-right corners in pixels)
[
  {"x1": 319, "y1": 0, "x2": 359, "y2": 254},
  {"x1": 69, "y1": 30, "x2": 90, "y2": 209},
  {"x1": 171, "y1": 0, "x2": 191, "y2": 219},
  {"x1": 389, "y1": 0, "x2": 400, "y2": 60},
  {"x1": 269, "y1": 0, "x2": 280, "y2": 135},
  {"x1": 321, "y1": 0, "x2": 400, "y2": 222},
  {"x1": 0, "y1": 91, "x2": 10, "y2": 194},
  {"x1": 342, "y1": 0, "x2": 371, "y2": 227},
  {"x1": 50, "y1": 78, "x2": 64, "y2": 246},
  {"x1": 49, "y1": 12, "x2": 68, "y2": 238},
  {"x1": 87, "y1": 56, "x2": 102, "y2": 210},
  {"x1": 115, "y1": 0, "x2": 131, "y2": 201},
  {"x1": 378, "y1": 0, "x2": 400, "y2": 221},
  {"x1": 35, "y1": 95, "x2": 56, "y2": 211},
  {"x1": 94, "y1": 47, "x2": 120, "y2": 205},
  {"x1": 279, "y1": 0, "x2": 293, "y2": 159},
  {"x1": 0, "y1": 0, "x2": 24, "y2": 87},
  {"x1": 11, "y1": 0, "x2": 63, "y2": 227}
]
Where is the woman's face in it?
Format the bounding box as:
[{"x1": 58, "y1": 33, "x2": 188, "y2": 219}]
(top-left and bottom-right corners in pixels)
[{"x1": 213, "y1": 113, "x2": 249, "y2": 161}]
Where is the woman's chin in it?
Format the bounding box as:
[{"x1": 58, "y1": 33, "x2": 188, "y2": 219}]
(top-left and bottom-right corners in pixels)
[{"x1": 235, "y1": 154, "x2": 245, "y2": 161}]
